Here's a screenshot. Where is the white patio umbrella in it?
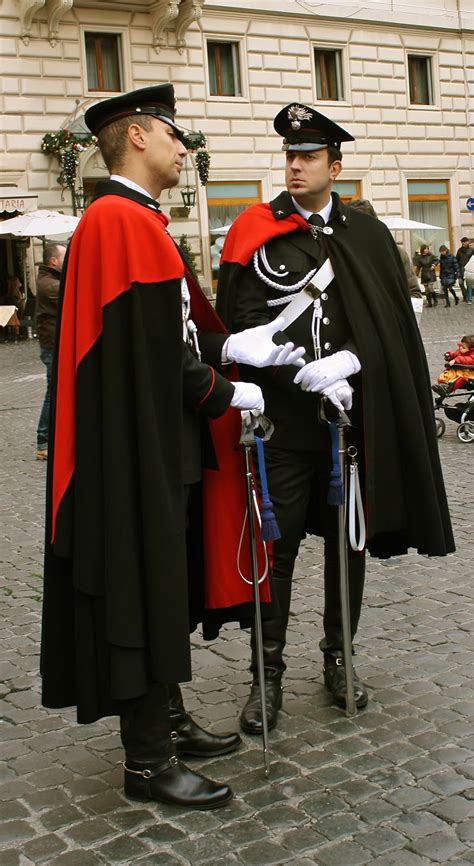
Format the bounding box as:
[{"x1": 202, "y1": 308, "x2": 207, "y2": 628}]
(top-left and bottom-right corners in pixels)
[
  {"x1": 381, "y1": 217, "x2": 443, "y2": 231},
  {"x1": 0, "y1": 209, "x2": 81, "y2": 237}
]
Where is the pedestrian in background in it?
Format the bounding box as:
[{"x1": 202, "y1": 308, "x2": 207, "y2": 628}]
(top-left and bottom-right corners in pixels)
[
  {"x1": 463, "y1": 242, "x2": 474, "y2": 304},
  {"x1": 456, "y1": 236, "x2": 473, "y2": 302},
  {"x1": 438, "y1": 245, "x2": 460, "y2": 308},
  {"x1": 35, "y1": 243, "x2": 66, "y2": 460},
  {"x1": 414, "y1": 244, "x2": 439, "y2": 307}
]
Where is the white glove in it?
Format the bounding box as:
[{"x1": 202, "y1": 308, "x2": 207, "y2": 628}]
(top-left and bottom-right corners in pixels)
[
  {"x1": 321, "y1": 379, "x2": 353, "y2": 412},
  {"x1": 230, "y1": 381, "x2": 265, "y2": 413},
  {"x1": 293, "y1": 350, "x2": 360, "y2": 392},
  {"x1": 225, "y1": 317, "x2": 305, "y2": 368}
]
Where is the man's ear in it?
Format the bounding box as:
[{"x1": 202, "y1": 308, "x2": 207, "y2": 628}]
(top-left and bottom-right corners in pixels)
[
  {"x1": 329, "y1": 160, "x2": 342, "y2": 181},
  {"x1": 127, "y1": 122, "x2": 147, "y2": 151}
]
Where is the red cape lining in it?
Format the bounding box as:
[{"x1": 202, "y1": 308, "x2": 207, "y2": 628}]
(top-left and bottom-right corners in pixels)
[{"x1": 220, "y1": 202, "x2": 309, "y2": 267}]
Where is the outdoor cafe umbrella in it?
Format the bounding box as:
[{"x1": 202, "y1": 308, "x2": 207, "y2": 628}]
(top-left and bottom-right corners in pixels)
[
  {"x1": 0, "y1": 209, "x2": 80, "y2": 238},
  {"x1": 381, "y1": 217, "x2": 443, "y2": 230},
  {"x1": 0, "y1": 210, "x2": 80, "y2": 303}
]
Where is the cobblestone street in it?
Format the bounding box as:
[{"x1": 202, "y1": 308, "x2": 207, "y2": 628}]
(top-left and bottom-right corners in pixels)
[{"x1": 1, "y1": 303, "x2": 473, "y2": 866}]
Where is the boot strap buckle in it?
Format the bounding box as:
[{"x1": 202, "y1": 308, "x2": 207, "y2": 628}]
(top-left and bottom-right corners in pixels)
[
  {"x1": 123, "y1": 756, "x2": 178, "y2": 778},
  {"x1": 171, "y1": 730, "x2": 179, "y2": 743},
  {"x1": 122, "y1": 763, "x2": 153, "y2": 779},
  {"x1": 335, "y1": 657, "x2": 344, "y2": 667}
]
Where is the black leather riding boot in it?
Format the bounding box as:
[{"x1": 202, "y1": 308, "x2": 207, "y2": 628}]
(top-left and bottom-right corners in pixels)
[
  {"x1": 240, "y1": 578, "x2": 292, "y2": 734},
  {"x1": 120, "y1": 683, "x2": 233, "y2": 809},
  {"x1": 168, "y1": 684, "x2": 241, "y2": 757},
  {"x1": 320, "y1": 555, "x2": 368, "y2": 708}
]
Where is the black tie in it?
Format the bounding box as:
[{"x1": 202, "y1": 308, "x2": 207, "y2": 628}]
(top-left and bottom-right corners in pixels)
[{"x1": 308, "y1": 213, "x2": 325, "y2": 228}]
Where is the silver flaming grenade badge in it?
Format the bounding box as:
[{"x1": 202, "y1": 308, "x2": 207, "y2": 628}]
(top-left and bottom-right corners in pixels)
[{"x1": 288, "y1": 105, "x2": 313, "y2": 130}]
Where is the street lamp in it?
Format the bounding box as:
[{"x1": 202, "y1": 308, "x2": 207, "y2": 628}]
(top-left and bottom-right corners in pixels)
[
  {"x1": 72, "y1": 186, "x2": 87, "y2": 215},
  {"x1": 181, "y1": 185, "x2": 196, "y2": 209}
]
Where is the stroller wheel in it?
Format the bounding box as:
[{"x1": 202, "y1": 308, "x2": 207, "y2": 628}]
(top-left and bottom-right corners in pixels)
[
  {"x1": 457, "y1": 422, "x2": 474, "y2": 443},
  {"x1": 435, "y1": 418, "x2": 446, "y2": 438}
]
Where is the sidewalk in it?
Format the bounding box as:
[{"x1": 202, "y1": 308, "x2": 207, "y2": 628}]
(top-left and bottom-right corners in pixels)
[{"x1": 0, "y1": 303, "x2": 473, "y2": 866}]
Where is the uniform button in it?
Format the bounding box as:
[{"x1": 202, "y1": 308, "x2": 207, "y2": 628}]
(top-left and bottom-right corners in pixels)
[
  {"x1": 323, "y1": 317, "x2": 330, "y2": 325},
  {"x1": 324, "y1": 342, "x2": 332, "y2": 350},
  {"x1": 279, "y1": 265, "x2": 285, "y2": 271},
  {"x1": 321, "y1": 293, "x2": 328, "y2": 301}
]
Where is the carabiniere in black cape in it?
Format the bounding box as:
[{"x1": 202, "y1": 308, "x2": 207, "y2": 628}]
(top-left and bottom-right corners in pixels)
[{"x1": 216, "y1": 191, "x2": 455, "y2": 560}]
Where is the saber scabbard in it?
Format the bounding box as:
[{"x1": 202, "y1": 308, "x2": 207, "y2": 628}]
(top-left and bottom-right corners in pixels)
[
  {"x1": 336, "y1": 415, "x2": 357, "y2": 717},
  {"x1": 320, "y1": 400, "x2": 357, "y2": 718},
  {"x1": 240, "y1": 413, "x2": 274, "y2": 778}
]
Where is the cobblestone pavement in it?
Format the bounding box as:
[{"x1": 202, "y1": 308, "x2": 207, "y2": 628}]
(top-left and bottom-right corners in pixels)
[{"x1": 1, "y1": 302, "x2": 473, "y2": 866}]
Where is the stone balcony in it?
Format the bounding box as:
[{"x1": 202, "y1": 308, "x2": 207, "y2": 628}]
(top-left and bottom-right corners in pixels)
[{"x1": 19, "y1": 0, "x2": 206, "y2": 50}]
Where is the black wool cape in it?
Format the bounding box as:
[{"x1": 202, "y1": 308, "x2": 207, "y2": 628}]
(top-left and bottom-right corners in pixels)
[
  {"x1": 217, "y1": 191, "x2": 455, "y2": 560},
  {"x1": 41, "y1": 184, "x2": 221, "y2": 723}
]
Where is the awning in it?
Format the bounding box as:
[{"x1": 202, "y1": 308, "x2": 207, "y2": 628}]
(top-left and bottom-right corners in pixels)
[{"x1": 0, "y1": 186, "x2": 39, "y2": 215}]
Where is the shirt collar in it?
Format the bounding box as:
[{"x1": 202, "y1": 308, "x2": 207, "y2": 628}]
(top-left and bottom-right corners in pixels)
[
  {"x1": 110, "y1": 174, "x2": 156, "y2": 202},
  {"x1": 291, "y1": 196, "x2": 333, "y2": 225}
]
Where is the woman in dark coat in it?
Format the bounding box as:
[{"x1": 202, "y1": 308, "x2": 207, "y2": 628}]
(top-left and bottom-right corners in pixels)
[
  {"x1": 438, "y1": 245, "x2": 460, "y2": 307},
  {"x1": 414, "y1": 245, "x2": 439, "y2": 307}
]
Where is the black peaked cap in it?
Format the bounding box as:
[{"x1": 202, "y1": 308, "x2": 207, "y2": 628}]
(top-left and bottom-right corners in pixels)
[
  {"x1": 274, "y1": 103, "x2": 354, "y2": 151},
  {"x1": 84, "y1": 83, "x2": 185, "y2": 140}
]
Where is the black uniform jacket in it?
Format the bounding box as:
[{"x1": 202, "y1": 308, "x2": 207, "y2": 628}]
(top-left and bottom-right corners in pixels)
[
  {"x1": 216, "y1": 191, "x2": 455, "y2": 560},
  {"x1": 41, "y1": 181, "x2": 234, "y2": 723}
]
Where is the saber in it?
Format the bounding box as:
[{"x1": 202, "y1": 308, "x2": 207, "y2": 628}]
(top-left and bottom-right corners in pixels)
[
  {"x1": 320, "y1": 399, "x2": 357, "y2": 717},
  {"x1": 336, "y1": 413, "x2": 357, "y2": 717},
  {"x1": 240, "y1": 413, "x2": 275, "y2": 778}
]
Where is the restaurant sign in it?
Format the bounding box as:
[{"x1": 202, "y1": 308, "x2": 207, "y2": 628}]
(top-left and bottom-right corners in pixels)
[{"x1": 0, "y1": 186, "x2": 38, "y2": 214}]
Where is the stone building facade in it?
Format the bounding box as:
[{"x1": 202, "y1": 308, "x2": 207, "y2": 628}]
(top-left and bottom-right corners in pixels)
[{"x1": 1, "y1": 0, "x2": 473, "y2": 294}]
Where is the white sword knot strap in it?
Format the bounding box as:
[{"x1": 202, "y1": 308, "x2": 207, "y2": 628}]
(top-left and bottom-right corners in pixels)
[{"x1": 347, "y1": 446, "x2": 366, "y2": 552}]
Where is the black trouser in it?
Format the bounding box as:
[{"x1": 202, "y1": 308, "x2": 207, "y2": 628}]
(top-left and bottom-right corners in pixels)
[
  {"x1": 263, "y1": 446, "x2": 365, "y2": 659},
  {"x1": 442, "y1": 284, "x2": 458, "y2": 305},
  {"x1": 119, "y1": 682, "x2": 173, "y2": 763},
  {"x1": 119, "y1": 487, "x2": 194, "y2": 764}
]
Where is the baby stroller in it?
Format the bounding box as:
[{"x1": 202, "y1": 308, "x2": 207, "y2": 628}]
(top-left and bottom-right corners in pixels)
[{"x1": 432, "y1": 369, "x2": 474, "y2": 443}]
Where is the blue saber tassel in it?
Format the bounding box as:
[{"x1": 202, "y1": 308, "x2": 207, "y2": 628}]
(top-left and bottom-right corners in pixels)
[
  {"x1": 327, "y1": 421, "x2": 344, "y2": 507},
  {"x1": 255, "y1": 435, "x2": 281, "y2": 541}
]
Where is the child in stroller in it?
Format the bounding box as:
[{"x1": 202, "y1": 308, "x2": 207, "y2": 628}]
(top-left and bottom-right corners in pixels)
[
  {"x1": 432, "y1": 335, "x2": 474, "y2": 398},
  {"x1": 432, "y1": 335, "x2": 474, "y2": 442}
]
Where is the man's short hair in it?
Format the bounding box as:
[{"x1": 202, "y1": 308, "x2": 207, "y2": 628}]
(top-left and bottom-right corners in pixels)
[
  {"x1": 97, "y1": 114, "x2": 154, "y2": 173},
  {"x1": 326, "y1": 145, "x2": 342, "y2": 164},
  {"x1": 461, "y1": 237, "x2": 470, "y2": 242},
  {"x1": 43, "y1": 242, "x2": 64, "y2": 265},
  {"x1": 439, "y1": 245, "x2": 448, "y2": 252}
]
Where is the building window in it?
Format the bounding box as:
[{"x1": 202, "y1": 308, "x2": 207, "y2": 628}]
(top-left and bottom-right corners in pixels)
[
  {"x1": 207, "y1": 41, "x2": 242, "y2": 97},
  {"x1": 85, "y1": 33, "x2": 122, "y2": 92},
  {"x1": 314, "y1": 48, "x2": 344, "y2": 101},
  {"x1": 408, "y1": 55, "x2": 433, "y2": 105},
  {"x1": 208, "y1": 181, "x2": 261, "y2": 289},
  {"x1": 408, "y1": 180, "x2": 451, "y2": 256},
  {"x1": 333, "y1": 180, "x2": 361, "y2": 203}
]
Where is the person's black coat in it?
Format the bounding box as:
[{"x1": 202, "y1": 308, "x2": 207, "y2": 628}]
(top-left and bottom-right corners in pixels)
[
  {"x1": 41, "y1": 182, "x2": 234, "y2": 723},
  {"x1": 217, "y1": 191, "x2": 455, "y2": 560}
]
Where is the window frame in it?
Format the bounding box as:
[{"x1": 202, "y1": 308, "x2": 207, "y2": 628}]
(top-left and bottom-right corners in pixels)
[
  {"x1": 204, "y1": 36, "x2": 247, "y2": 102},
  {"x1": 81, "y1": 26, "x2": 131, "y2": 97},
  {"x1": 312, "y1": 43, "x2": 349, "y2": 105},
  {"x1": 207, "y1": 180, "x2": 262, "y2": 291},
  {"x1": 405, "y1": 50, "x2": 438, "y2": 109},
  {"x1": 333, "y1": 179, "x2": 362, "y2": 204},
  {"x1": 407, "y1": 178, "x2": 453, "y2": 251}
]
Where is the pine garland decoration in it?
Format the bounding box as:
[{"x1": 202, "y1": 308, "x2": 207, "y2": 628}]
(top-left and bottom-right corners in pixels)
[
  {"x1": 184, "y1": 131, "x2": 211, "y2": 187},
  {"x1": 41, "y1": 130, "x2": 97, "y2": 192}
]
